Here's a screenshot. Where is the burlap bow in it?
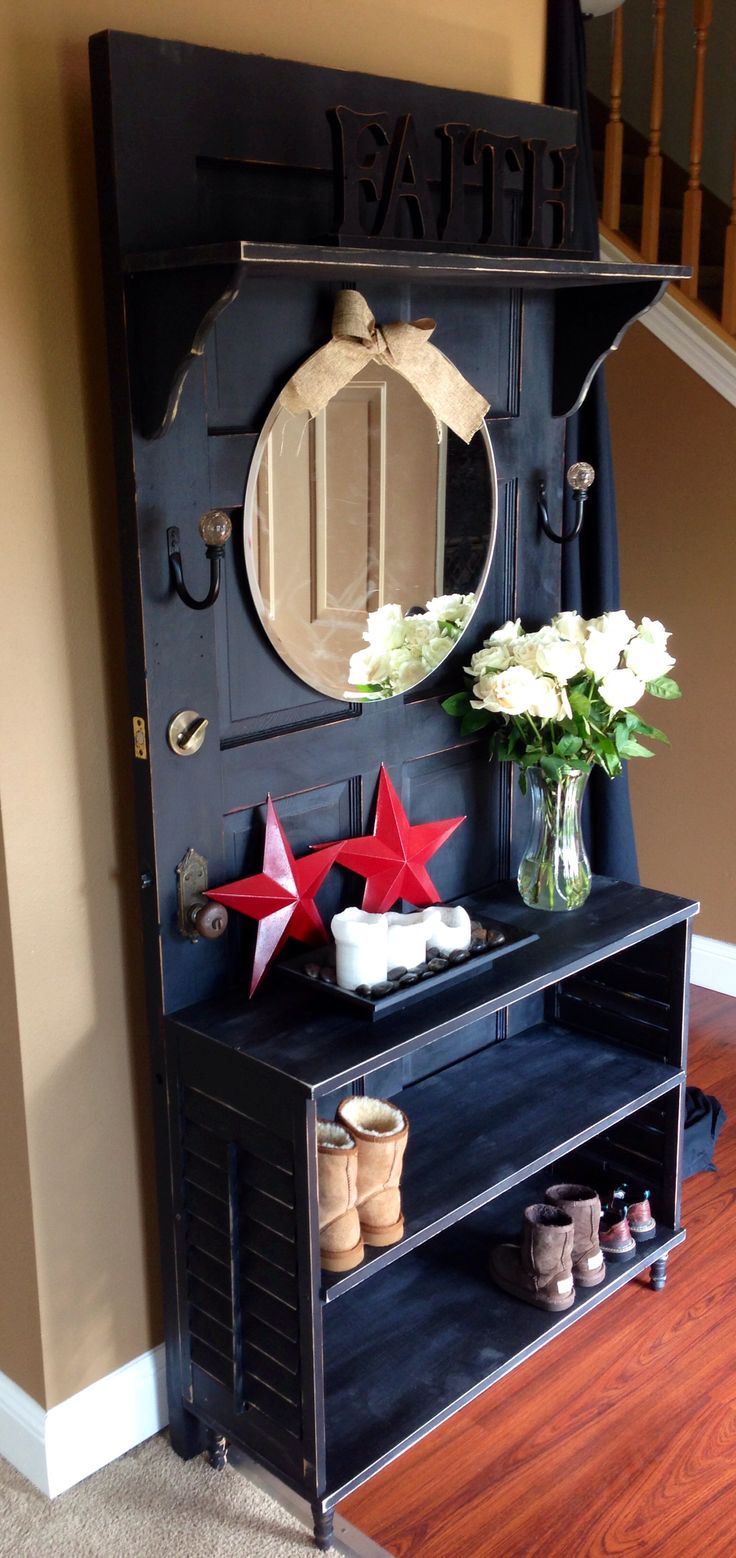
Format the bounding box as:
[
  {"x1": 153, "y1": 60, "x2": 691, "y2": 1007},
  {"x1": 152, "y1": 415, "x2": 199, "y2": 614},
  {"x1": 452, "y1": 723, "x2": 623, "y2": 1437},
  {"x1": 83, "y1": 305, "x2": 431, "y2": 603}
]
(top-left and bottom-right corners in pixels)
[{"x1": 279, "y1": 289, "x2": 489, "y2": 444}]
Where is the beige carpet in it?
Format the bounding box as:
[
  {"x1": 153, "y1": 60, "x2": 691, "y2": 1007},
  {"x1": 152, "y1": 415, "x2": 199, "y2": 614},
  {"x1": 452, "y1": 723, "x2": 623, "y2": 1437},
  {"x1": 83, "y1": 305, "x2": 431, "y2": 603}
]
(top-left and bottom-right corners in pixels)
[{"x1": 0, "y1": 1432, "x2": 320, "y2": 1557}]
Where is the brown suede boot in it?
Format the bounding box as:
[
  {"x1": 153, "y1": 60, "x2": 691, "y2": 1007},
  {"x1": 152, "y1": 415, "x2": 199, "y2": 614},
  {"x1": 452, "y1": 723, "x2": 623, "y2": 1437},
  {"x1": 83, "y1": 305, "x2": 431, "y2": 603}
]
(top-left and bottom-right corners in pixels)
[
  {"x1": 335, "y1": 1098, "x2": 408, "y2": 1247},
  {"x1": 490, "y1": 1205, "x2": 575, "y2": 1312},
  {"x1": 317, "y1": 1121, "x2": 364, "y2": 1272},
  {"x1": 545, "y1": 1183, "x2": 605, "y2": 1288}
]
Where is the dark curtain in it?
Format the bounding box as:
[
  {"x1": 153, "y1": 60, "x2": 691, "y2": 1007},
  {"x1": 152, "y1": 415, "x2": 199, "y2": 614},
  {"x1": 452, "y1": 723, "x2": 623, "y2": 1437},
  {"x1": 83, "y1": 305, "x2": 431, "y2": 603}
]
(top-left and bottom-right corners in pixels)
[{"x1": 546, "y1": 0, "x2": 639, "y2": 883}]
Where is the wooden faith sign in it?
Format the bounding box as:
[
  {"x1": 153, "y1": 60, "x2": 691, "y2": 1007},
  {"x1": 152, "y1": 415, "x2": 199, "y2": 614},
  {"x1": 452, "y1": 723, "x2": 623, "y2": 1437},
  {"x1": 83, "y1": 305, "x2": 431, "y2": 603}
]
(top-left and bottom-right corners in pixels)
[{"x1": 332, "y1": 106, "x2": 578, "y2": 250}]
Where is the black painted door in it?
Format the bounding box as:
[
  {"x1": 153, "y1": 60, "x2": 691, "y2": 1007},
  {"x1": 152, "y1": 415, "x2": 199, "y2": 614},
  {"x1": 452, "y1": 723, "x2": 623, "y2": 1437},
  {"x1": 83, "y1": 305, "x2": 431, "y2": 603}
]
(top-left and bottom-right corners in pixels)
[{"x1": 133, "y1": 274, "x2": 564, "y2": 1043}]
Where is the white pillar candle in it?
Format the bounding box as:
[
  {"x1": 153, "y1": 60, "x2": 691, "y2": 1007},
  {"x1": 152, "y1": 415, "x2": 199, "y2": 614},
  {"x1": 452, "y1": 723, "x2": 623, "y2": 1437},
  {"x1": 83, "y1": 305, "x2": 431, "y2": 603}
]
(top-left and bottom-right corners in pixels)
[
  {"x1": 386, "y1": 910, "x2": 431, "y2": 970},
  {"x1": 424, "y1": 905, "x2": 472, "y2": 955},
  {"x1": 331, "y1": 908, "x2": 388, "y2": 991}
]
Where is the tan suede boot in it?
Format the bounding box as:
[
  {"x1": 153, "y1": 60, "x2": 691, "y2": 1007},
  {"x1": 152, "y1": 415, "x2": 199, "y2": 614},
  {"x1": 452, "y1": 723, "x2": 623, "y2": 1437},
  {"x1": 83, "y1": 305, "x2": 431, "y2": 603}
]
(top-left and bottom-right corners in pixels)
[
  {"x1": 335, "y1": 1098, "x2": 409, "y2": 1247},
  {"x1": 490, "y1": 1205, "x2": 575, "y2": 1312},
  {"x1": 317, "y1": 1121, "x2": 364, "y2": 1272},
  {"x1": 545, "y1": 1183, "x2": 605, "y2": 1288}
]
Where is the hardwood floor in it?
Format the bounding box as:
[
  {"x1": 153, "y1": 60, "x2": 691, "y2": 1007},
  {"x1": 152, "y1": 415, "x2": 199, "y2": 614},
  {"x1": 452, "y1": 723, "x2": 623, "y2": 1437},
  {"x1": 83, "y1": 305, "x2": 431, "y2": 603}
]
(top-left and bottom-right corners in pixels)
[{"x1": 341, "y1": 988, "x2": 735, "y2": 1558}]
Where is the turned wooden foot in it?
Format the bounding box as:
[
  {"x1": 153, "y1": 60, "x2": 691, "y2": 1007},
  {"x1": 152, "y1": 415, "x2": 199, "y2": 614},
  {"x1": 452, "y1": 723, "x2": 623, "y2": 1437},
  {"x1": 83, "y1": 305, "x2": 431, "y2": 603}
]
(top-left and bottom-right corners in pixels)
[
  {"x1": 650, "y1": 1254, "x2": 669, "y2": 1291},
  {"x1": 205, "y1": 1430, "x2": 229, "y2": 1470},
  {"x1": 312, "y1": 1505, "x2": 334, "y2": 1551}
]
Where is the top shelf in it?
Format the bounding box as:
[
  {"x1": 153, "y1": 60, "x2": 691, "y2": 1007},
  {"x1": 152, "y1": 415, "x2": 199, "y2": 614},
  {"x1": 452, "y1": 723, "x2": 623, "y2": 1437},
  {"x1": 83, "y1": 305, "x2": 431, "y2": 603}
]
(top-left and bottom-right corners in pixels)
[
  {"x1": 168, "y1": 879, "x2": 697, "y2": 1098},
  {"x1": 123, "y1": 239, "x2": 689, "y2": 288}
]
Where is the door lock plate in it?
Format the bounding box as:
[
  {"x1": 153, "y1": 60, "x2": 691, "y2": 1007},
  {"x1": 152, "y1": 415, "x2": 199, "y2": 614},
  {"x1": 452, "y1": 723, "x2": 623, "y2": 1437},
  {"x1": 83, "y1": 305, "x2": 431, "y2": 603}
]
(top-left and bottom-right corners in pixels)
[
  {"x1": 176, "y1": 848, "x2": 209, "y2": 939},
  {"x1": 168, "y1": 709, "x2": 209, "y2": 756}
]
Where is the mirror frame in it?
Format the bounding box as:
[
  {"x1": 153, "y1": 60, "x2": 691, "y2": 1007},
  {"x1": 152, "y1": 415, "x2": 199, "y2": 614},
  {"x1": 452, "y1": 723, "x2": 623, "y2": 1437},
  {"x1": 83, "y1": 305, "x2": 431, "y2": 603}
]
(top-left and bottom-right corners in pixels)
[{"x1": 243, "y1": 391, "x2": 499, "y2": 703}]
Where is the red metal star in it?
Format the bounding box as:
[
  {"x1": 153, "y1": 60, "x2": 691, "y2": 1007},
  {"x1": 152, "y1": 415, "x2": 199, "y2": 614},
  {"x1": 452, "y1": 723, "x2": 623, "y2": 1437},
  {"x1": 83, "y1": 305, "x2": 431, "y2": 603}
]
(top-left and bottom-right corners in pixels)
[
  {"x1": 315, "y1": 764, "x2": 465, "y2": 912},
  {"x1": 205, "y1": 796, "x2": 340, "y2": 995}
]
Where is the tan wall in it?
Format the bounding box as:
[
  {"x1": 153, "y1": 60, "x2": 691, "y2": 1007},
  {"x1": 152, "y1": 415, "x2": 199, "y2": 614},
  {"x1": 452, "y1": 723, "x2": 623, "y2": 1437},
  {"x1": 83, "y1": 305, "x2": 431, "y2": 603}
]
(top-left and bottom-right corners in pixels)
[
  {"x1": 0, "y1": 1, "x2": 546, "y2": 1410},
  {"x1": 608, "y1": 324, "x2": 736, "y2": 942}
]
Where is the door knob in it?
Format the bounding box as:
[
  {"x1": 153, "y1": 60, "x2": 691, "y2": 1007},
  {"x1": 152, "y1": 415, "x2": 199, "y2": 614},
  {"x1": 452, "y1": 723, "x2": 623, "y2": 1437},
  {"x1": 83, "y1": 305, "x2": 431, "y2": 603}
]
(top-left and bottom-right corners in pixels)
[
  {"x1": 187, "y1": 901, "x2": 229, "y2": 940},
  {"x1": 168, "y1": 710, "x2": 209, "y2": 756}
]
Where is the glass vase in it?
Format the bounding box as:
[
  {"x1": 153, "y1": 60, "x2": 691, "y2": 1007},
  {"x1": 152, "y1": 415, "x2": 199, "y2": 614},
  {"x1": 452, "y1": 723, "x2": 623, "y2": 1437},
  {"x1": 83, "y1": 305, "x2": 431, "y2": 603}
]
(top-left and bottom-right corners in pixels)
[{"x1": 517, "y1": 766, "x2": 592, "y2": 912}]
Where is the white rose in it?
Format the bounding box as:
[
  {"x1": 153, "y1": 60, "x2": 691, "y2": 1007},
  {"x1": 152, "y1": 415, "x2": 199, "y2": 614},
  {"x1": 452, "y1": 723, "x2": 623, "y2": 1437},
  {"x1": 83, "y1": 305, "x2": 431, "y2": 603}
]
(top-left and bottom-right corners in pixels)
[
  {"x1": 349, "y1": 646, "x2": 391, "y2": 686},
  {"x1": 624, "y1": 635, "x2": 676, "y2": 683},
  {"x1": 535, "y1": 633, "x2": 584, "y2": 683},
  {"x1": 581, "y1": 627, "x2": 622, "y2": 679},
  {"x1": 389, "y1": 654, "x2": 426, "y2": 692},
  {"x1": 586, "y1": 611, "x2": 637, "y2": 651},
  {"x1": 598, "y1": 668, "x2": 646, "y2": 714},
  {"x1": 403, "y1": 616, "x2": 435, "y2": 649},
  {"x1": 425, "y1": 593, "x2": 474, "y2": 624},
  {"x1": 511, "y1": 630, "x2": 548, "y2": 668},
  {"x1": 471, "y1": 665, "x2": 539, "y2": 716},
  {"x1": 365, "y1": 603, "x2": 404, "y2": 650},
  {"x1": 527, "y1": 675, "x2": 573, "y2": 723},
  {"x1": 637, "y1": 616, "x2": 671, "y2": 647},
  {"x1": 486, "y1": 618, "x2": 522, "y2": 645},
  {"x1": 466, "y1": 643, "x2": 512, "y2": 676},
  {"x1": 420, "y1": 635, "x2": 453, "y2": 671},
  {"x1": 552, "y1": 610, "x2": 588, "y2": 644}
]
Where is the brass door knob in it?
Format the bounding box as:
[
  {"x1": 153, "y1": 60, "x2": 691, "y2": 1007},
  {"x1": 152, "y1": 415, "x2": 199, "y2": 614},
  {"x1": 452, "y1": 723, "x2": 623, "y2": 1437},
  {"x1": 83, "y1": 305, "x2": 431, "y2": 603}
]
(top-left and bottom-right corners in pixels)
[{"x1": 188, "y1": 901, "x2": 229, "y2": 940}]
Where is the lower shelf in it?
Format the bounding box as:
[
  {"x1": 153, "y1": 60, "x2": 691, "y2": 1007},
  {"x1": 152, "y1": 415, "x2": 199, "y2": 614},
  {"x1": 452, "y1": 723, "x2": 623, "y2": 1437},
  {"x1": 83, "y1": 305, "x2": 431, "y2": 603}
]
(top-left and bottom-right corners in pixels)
[{"x1": 323, "y1": 1177, "x2": 685, "y2": 1505}]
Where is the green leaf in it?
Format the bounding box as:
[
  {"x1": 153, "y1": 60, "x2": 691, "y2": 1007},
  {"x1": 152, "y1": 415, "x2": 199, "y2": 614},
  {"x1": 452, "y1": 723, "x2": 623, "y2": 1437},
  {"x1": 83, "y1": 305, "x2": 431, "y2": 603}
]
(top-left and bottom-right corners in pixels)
[
  {"x1": 619, "y1": 737, "x2": 655, "y2": 759},
  {"x1": 441, "y1": 691, "x2": 472, "y2": 716},
  {"x1": 555, "y1": 734, "x2": 583, "y2": 757},
  {"x1": 569, "y1": 688, "x2": 592, "y2": 718},
  {"x1": 539, "y1": 754, "x2": 567, "y2": 779},
  {"x1": 460, "y1": 709, "x2": 493, "y2": 737},
  {"x1": 647, "y1": 676, "x2": 682, "y2": 700},
  {"x1": 613, "y1": 723, "x2": 630, "y2": 753},
  {"x1": 629, "y1": 717, "x2": 669, "y2": 743}
]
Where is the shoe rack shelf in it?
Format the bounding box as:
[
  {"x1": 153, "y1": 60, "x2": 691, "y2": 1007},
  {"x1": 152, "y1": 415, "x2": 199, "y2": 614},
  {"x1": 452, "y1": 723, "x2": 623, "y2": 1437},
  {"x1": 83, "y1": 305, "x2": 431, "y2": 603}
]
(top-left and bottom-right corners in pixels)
[
  {"x1": 320, "y1": 1021, "x2": 680, "y2": 1302},
  {"x1": 167, "y1": 876, "x2": 696, "y2": 1547},
  {"x1": 323, "y1": 1180, "x2": 684, "y2": 1502}
]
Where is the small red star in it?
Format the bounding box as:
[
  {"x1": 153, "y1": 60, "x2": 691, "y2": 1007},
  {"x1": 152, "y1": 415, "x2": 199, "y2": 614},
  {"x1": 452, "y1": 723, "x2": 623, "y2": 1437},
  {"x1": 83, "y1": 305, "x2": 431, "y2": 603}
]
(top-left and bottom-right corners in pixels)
[
  {"x1": 205, "y1": 796, "x2": 340, "y2": 995},
  {"x1": 315, "y1": 764, "x2": 465, "y2": 913}
]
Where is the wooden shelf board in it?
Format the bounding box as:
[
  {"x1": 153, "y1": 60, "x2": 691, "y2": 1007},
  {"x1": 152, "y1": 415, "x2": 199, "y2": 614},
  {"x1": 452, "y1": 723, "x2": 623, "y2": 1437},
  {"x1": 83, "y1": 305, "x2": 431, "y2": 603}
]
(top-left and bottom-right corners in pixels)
[
  {"x1": 168, "y1": 879, "x2": 698, "y2": 1097},
  {"x1": 321, "y1": 1021, "x2": 682, "y2": 1301},
  {"x1": 323, "y1": 1178, "x2": 684, "y2": 1505},
  {"x1": 123, "y1": 239, "x2": 689, "y2": 288}
]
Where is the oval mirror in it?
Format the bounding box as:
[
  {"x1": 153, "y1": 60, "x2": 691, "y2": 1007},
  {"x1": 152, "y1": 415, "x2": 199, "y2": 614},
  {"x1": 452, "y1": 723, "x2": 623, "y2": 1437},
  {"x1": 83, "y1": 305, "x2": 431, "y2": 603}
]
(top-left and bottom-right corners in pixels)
[{"x1": 244, "y1": 362, "x2": 497, "y2": 701}]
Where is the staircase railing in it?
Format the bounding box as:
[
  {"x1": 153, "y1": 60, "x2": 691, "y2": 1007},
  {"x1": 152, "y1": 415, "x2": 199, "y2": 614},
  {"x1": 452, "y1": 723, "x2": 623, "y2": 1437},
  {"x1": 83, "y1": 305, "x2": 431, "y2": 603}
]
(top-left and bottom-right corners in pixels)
[{"x1": 595, "y1": 0, "x2": 736, "y2": 342}]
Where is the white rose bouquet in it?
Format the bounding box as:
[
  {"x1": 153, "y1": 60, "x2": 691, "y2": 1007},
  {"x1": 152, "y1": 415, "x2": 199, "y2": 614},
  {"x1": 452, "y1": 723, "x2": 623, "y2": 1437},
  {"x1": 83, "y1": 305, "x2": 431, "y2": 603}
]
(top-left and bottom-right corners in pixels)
[
  {"x1": 348, "y1": 593, "x2": 476, "y2": 699},
  {"x1": 442, "y1": 609, "x2": 681, "y2": 788}
]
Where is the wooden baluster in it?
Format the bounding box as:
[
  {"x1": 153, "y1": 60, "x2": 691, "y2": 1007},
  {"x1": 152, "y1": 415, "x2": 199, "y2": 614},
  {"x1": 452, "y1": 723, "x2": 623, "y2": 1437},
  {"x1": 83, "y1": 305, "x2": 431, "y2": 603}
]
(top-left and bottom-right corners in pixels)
[
  {"x1": 602, "y1": 7, "x2": 625, "y2": 231},
  {"x1": 641, "y1": 0, "x2": 668, "y2": 261},
  {"x1": 722, "y1": 141, "x2": 736, "y2": 334},
  {"x1": 680, "y1": 0, "x2": 713, "y2": 298}
]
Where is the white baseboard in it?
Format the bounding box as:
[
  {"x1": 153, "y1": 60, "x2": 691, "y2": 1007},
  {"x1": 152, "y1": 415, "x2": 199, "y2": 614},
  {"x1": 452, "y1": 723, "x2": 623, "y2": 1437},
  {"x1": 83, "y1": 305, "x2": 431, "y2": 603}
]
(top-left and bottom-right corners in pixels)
[
  {"x1": 691, "y1": 934, "x2": 736, "y2": 998},
  {"x1": 0, "y1": 1344, "x2": 167, "y2": 1498}
]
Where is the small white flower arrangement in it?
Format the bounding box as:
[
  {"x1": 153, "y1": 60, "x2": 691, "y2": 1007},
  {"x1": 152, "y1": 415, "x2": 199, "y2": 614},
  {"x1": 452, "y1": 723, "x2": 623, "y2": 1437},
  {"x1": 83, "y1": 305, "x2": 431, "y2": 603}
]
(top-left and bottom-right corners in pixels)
[
  {"x1": 443, "y1": 609, "x2": 681, "y2": 785},
  {"x1": 348, "y1": 594, "x2": 476, "y2": 699}
]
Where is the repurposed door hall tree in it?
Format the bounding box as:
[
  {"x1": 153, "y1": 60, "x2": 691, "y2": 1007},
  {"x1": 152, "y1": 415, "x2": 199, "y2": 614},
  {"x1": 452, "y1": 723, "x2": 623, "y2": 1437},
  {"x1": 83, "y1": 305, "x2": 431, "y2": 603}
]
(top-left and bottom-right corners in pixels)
[{"x1": 90, "y1": 32, "x2": 696, "y2": 1551}]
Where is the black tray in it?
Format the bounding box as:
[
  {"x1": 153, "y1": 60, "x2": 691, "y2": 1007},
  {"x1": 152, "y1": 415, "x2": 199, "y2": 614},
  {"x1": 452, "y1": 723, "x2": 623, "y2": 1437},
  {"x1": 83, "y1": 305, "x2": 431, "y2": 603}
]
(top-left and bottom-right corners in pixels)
[{"x1": 277, "y1": 916, "x2": 538, "y2": 1019}]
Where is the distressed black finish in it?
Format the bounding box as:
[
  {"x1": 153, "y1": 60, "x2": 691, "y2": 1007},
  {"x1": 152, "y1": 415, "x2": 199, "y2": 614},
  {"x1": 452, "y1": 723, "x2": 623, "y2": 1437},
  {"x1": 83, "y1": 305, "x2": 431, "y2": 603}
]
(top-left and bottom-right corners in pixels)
[
  {"x1": 162, "y1": 881, "x2": 695, "y2": 1532},
  {"x1": 89, "y1": 31, "x2": 694, "y2": 1550}
]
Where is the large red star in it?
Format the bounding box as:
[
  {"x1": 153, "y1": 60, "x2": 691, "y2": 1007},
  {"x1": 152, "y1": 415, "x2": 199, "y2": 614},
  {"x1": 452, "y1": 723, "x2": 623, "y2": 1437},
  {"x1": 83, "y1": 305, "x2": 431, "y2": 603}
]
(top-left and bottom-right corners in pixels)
[
  {"x1": 315, "y1": 764, "x2": 465, "y2": 913},
  {"x1": 205, "y1": 796, "x2": 340, "y2": 995}
]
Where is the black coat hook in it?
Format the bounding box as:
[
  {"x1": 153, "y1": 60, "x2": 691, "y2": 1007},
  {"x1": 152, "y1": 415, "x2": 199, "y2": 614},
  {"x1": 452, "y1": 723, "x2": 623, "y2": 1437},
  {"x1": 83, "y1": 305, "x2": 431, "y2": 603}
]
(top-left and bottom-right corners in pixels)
[
  {"x1": 538, "y1": 462, "x2": 595, "y2": 545},
  {"x1": 168, "y1": 511, "x2": 233, "y2": 610}
]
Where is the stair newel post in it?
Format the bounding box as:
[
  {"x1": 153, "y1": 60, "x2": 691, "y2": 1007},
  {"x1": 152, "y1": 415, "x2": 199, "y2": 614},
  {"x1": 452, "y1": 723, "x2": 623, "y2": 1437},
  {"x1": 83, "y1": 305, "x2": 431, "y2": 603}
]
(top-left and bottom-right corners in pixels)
[
  {"x1": 680, "y1": 0, "x2": 713, "y2": 299},
  {"x1": 641, "y1": 0, "x2": 667, "y2": 262},
  {"x1": 721, "y1": 139, "x2": 736, "y2": 335},
  {"x1": 602, "y1": 6, "x2": 625, "y2": 232}
]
